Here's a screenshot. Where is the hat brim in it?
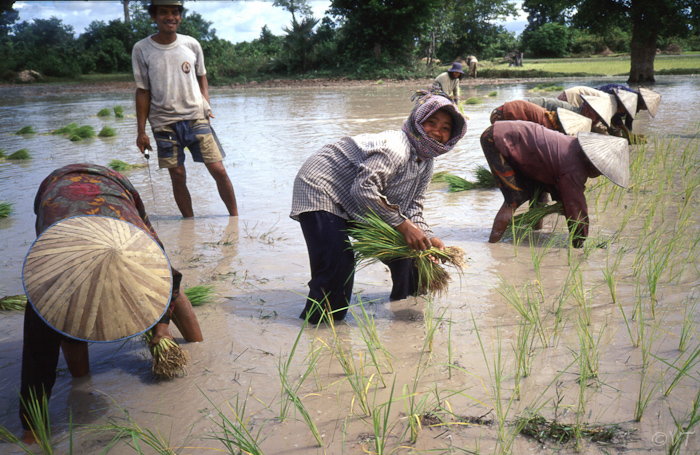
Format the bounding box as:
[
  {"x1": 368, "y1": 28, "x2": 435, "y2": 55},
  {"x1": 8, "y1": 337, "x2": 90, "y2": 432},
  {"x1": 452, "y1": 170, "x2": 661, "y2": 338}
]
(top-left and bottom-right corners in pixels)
[
  {"x1": 557, "y1": 108, "x2": 592, "y2": 136},
  {"x1": 638, "y1": 87, "x2": 661, "y2": 117},
  {"x1": 23, "y1": 216, "x2": 172, "y2": 342},
  {"x1": 577, "y1": 132, "x2": 630, "y2": 188},
  {"x1": 580, "y1": 94, "x2": 616, "y2": 128},
  {"x1": 614, "y1": 89, "x2": 638, "y2": 118}
]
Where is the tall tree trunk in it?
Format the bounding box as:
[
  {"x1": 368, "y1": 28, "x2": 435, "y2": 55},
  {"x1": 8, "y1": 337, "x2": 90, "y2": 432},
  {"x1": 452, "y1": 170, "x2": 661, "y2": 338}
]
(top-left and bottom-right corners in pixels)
[
  {"x1": 628, "y1": 0, "x2": 659, "y2": 84},
  {"x1": 122, "y1": 0, "x2": 130, "y2": 24}
]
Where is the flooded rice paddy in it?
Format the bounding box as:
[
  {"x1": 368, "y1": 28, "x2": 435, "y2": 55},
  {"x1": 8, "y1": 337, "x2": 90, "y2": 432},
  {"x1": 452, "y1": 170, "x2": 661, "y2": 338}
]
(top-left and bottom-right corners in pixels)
[{"x1": 1, "y1": 76, "x2": 700, "y2": 454}]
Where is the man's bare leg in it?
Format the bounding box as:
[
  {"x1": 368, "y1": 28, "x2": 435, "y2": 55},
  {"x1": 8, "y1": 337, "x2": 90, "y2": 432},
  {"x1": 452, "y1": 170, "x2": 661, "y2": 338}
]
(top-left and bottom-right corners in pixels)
[
  {"x1": 171, "y1": 291, "x2": 204, "y2": 342},
  {"x1": 168, "y1": 165, "x2": 194, "y2": 218},
  {"x1": 489, "y1": 202, "x2": 514, "y2": 243},
  {"x1": 205, "y1": 161, "x2": 238, "y2": 216}
]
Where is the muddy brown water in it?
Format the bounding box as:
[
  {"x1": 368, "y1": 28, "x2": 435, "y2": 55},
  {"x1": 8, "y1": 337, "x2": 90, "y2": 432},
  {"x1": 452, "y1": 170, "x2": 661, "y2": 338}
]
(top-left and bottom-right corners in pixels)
[{"x1": 1, "y1": 76, "x2": 699, "y2": 454}]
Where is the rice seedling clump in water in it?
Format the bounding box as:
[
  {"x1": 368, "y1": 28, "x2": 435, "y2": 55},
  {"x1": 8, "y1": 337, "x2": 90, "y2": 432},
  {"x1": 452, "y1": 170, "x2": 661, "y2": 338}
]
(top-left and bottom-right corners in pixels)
[
  {"x1": 15, "y1": 126, "x2": 35, "y2": 134},
  {"x1": 504, "y1": 201, "x2": 564, "y2": 239},
  {"x1": 108, "y1": 159, "x2": 145, "y2": 171},
  {"x1": 348, "y1": 212, "x2": 466, "y2": 295},
  {"x1": 0, "y1": 294, "x2": 27, "y2": 311},
  {"x1": 0, "y1": 148, "x2": 5, "y2": 158},
  {"x1": 184, "y1": 285, "x2": 216, "y2": 306},
  {"x1": 465, "y1": 97, "x2": 482, "y2": 104},
  {"x1": 113, "y1": 105, "x2": 124, "y2": 117},
  {"x1": 97, "y1": 108, "x2": 111, "y2": 117},
  {"x1": 98, "y1": 125, "x2": 117, "y2": 137},
  {"x1": 142, "y1": 329, "x2": 189, "y2": 379},
  {"x1": 0, "y1": 201, "x2": 13, "y2": 218},
  {"x1": 8, "y1": 149, "x2": 31, "y2": 160},
  {"x1": 52, "y1": 123, "x2": 79, "y2": 135}
]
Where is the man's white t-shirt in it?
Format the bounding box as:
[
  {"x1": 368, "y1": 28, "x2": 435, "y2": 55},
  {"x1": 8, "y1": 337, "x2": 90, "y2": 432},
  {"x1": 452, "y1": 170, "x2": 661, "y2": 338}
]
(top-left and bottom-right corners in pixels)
[{"x1": 132, "y1": 33, "x2": 211, "y2": 128}]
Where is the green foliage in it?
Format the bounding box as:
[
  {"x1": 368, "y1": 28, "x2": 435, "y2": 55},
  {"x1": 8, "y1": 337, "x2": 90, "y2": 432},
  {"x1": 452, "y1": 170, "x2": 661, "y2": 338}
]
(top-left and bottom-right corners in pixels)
[
  {"x1": 113, "y1": 105, "x2": 124, "y2": 117},
  {"x1": 0, "y1": 148, "x2": 5, "y2": 158},
  {"x1": 0, "y1": 201, "x2": 13, "y2": 218},
  {"x1": 74, "y1": 125, "x2": 95, "y2": 139},
  {"x1": 52, "y1": 123, "x2": 79, "y2": 135},
  {"x1": 97, "y1": 108, "x2": 111, "y2": 116},
  {"x1": 526, "y1": 23, "x2": 570, "y2": 57},
  {"x1": 464, "y1": 97, "x2": 482, "y2": 104},
  {"x1": 184, "y1": 285, "x2": 216, "y2": 306},
  {"x1": 15, "y1": 125, "x2": 35, "y2": 134},
  {"x1": 7, "y1": 149, "x2": 31, "y2": 160},
  {"x1": 98, "y1": 125, "x2": 117, "y2": 137}
]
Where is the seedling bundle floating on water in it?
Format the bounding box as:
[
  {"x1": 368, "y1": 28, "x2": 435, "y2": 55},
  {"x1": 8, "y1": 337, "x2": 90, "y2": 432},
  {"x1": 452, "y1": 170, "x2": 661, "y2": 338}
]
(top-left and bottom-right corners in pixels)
[
  {"x1": 108, "y1": 159, "x2": 145, "y2": 172},
  {"x1": 113, "y1": 105, "x2": 124, "y2": 118},
  {"x1": 7, "y1": 149, "x2": 31, "y2": 160},
  {"x1": 52, "y1": 123, "x2": 95, "y2": 141},
  {"x1": 0, "y1": 294, "x2": 27, "y2": 311},
  {"x1": 348, "y1": 212, "x2": 466, "y2": 296},
  {"x1": 97, "y1": 108, "x2": 111, "y2": 117},
  {"x1": 142, "y1": 328, "x2": 189, "y2": 379},
  {"x1": 98, "y1": 126, "x2": 117, "y2": 137},
  {"x1": 15, "y1": 126, "x2": 35, "y2": 134},
  {"x1": 0, "y1": 201, "x2": 14, "y2": 218},
  {"x1": 432, "y1": 165, "x2": 496, "y2": 192},
  {"x1": 184, "y1": 285, "x2": 216, "y2": 306}
]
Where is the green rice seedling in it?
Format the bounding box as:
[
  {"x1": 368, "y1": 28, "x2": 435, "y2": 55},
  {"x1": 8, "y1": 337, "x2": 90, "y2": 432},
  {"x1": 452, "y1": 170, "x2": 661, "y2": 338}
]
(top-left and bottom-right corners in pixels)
[
  {"x1": 443, "y1": 174, "x2": 478, "y2": 191},
  {"x1": 370, "y1": 380, "x2": 397, "y2": 454},
  {"x1": 679, "y1": 294, "x2": 699, "y2": 351},
  {"x1": 506, "y1": 202, "x2": 564, "y2": 238},
  {"x1": 98, "y1": 125, "x2": 117, "y2": 137},
  {"x1": 575, "y1": 315, "x2": 608, "y2": 379},
  {"x1": 15, "y1": 126, "x2": 35, "y2": 134},
  {"x1": 200, "y1": 386, "x2": 268, "y2": 455},
  {"x1": 52, "y1": 123, "x2": 79, "y2": 135},
  {"x1": 277, "y1": 319, "x2": 323, "y2": 422},
  {"x1": 633, "y1": 365, "x2": 662, "y2": 422},
  {"x1": 12, "y1": 390, "x2": 55, "y2": 454},
  {"x1": 0, "y1": 294, "x2": 27, "y2": 311},
  {"x1": 464, "y1": 97, "x2": 482, "y2": 104},
  {"x1": 287, "y1": 391, "x2": 323, "y2": 447},
  {"x1": 348, "y1": 212, "x2": 466, "y2": 296},
  {"x1": 326, "y1": 316, "x2": 374, "y2": 416},
  {"x1": 498, "y1": 277, "x2": 550, "y2": 347},
  {"x1": 73, "y1": 125, "x2": 95, "y2": 139},
  {"x1": 107, "y1": 159, "x2": 146, "y2": 172},
  {"x1": 488, "y1": 90, "x2": 498, "y2": 97},
  {"x1": 7, "y1": 149, "x2": 31, "y2": 160},
  {"x1": 474, "y1": 164, "x2": 496, "y2": 187},
  {"x1": 667, "y1": 385, "x2": 700, "y2": 455},
  {"x1": 0, "y1": 201, "x2": 14, "y2": 218},
  {"x1": 114, "y1": 105, "x2": 124, "y2": 117},
  {"x1": 0, "y1": 148, "x2": 5, "y2": 158},
  {"x1": 441, "y1": 166, "x2": 496, "y2": 192},
  {"x1": 618, "y1": 301, "x2": 639, "y2": 347},
  {"x1": 142, "y1": 329, "x2": 189, "y2": 379},
  {"x1": 531, "y1": 84, "x2": 563, "y2": 92},
  {"x1": 184, "y1": 284, "x2": 216, "y2": 306},
  {"x1": 99, "y1": 403, "x2": 192, "y2": 454},
  {"x1": 351, "y1": 301, "x2": 395, "y2": 381},
  {"x1": 512, "y1": 319, "x2": 536, "y2": 400},
  {"x1": 656, "y1": 343, "x2": 700, "y2": 397},
  {"x1": 447, "y1": 316, "x2": 454, "y2": 379},
  {"x1": 570, "y1": 270, "x2": 592, "y2": 327},
  {"x1": 97, "y1": 108, "x2": 111, "y2": 116}
]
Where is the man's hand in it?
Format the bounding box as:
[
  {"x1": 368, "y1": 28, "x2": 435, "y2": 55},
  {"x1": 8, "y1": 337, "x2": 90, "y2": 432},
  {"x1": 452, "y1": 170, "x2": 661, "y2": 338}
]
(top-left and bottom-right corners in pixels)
[
  {"x1": 137, "y1": 132, "x2": 153, "y2": 157},
  {"x1": 396, "y1": 220, "x2": 431, "y2": 251}
]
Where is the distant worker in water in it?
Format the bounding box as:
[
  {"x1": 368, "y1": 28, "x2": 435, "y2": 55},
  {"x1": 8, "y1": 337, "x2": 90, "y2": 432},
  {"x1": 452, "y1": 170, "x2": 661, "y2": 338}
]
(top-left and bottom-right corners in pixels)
[
  {"x1": 481, "y1": 121, "x2": 630, "y2": 248},
  {"x1": 466, "y1": 55, "x2": 478, "y2": 78},
  {"x1": 19, "y1": 164, "x2": 203, "y2": 444},
  {"x1": 290, "y1": 90, "x2": 467, "y2": 323},
  {"x1": 433, "y1": 62, "x2": 464, "y2": 102},
  {"x1": 132, "y1": 0, "x2": 238, "y2": 217}
]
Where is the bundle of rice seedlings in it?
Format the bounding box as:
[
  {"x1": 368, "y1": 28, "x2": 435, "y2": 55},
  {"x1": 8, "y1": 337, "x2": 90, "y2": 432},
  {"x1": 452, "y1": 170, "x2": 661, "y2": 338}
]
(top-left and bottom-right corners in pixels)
[
  {"x1": 348, "y1": 212, "x2": 466, "y2": 296},
  {"x1": 444, "y1": 174, "x2": 478, "y2": 191},
  {"x1": 0, "y1": 148, "x2": 5, "y2": 158},
  {"x1": 142, "y1": 328, "x2": 189, "y2": 379},
  {"x1": 507, "y1": 201, "x2": 564, "y2": 233},
  {"x1": 184, "y1": 284, "x2": 216, "y2": 306},
  {"x1": 15, "y1": 126, "x2": 35, "y2": 134},
  {"x1": 108, "y1": 159, "x2": 146, "y2": 171},
  {"x1": 437, "y1": 166, "x2": 496, "y2": 192},
  {"x1": 488, "y1": 91, "x2": 498, "y2": 97},
  {"x1": 74, "y1": 125, "x2": 95, "y2": 139},
  {"x1": 464, "y1": 97, "x2": 482, "y2": 105},
  {"x1": 113, "y1": 105, "x2": 124, "y2": 118},
  {"x1": 8, "y1": 149, "x2": 31, "y2": 160},
  {"x1": 98, "y1": 125, "x2": 117, "y2": 137},
  {"x1": 97, "y1": 108, "x2": 112, "y2": 117},
  {"x1": 431, "y1": 170, "x2": 450, "y2": 183},
  {"x1": 52, "y1": 123, "x2": 79, "y2": 135},
  {"x1": 531, "y1": 84, "x2": 563, "y2": 92},
  {"x1": 0, "y1": 294, "x2": 27, "y2": 311},
  {"x1": 0, "y1": 201, "x2": 14, "y2": 218},
  {"x1": 474, "y1": 164, "x2": 496, "y2": 187}
]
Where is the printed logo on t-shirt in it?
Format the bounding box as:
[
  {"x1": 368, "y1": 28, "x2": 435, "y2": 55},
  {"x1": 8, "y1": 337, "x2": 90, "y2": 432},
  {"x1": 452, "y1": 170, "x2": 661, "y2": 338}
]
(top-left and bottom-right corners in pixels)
[{"x1": 182, "y1": 62, "x2": 191, "y2": 74}]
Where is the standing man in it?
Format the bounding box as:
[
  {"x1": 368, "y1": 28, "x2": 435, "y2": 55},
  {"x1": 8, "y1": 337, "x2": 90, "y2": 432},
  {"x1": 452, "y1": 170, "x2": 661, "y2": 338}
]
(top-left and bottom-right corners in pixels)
[
  {"x1": 466, "y1": 55, "x2": 478, "y2": 78},
  {"x1": 433, "y1": 62, "x2": 463, "y2": 102},
  {"x1": 133, "y1": 0, "x2": 238, "y2": 218}
]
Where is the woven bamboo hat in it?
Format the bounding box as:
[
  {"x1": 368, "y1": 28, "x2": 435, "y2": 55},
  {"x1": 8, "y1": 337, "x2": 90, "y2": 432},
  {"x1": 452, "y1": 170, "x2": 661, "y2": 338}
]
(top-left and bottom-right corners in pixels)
[
  {"x1": 638, "y1": 87, "x2": 661, "y2": 117},
  {"x1": 613, "y1": 88, "x2": 638, "y2": 118},
  {"x1": 22, "y1": 216, "x2": 172, "y2": 342},
  {"x1": 557, "y1": 108, "x2": 592, "y2": 136},
  {"x1": 580, "y1": 94, "x2": 616, "y2": 127},
  {"x1": 577, "y1": 132, "x2": 630, "y2": 188}
]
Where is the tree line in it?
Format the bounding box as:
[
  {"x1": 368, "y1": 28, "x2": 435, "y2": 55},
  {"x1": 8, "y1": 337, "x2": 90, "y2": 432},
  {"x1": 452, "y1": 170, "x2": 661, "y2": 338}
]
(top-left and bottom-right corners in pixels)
[{"x1": 0, "y1": 0, "x2": 698, "y2": 84}]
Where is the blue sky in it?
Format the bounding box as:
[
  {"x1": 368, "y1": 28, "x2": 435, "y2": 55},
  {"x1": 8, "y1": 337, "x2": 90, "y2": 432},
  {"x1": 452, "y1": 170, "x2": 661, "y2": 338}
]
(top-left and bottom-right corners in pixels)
[{"x1": 14, "y1": 1, "x2": 527, "y2": 43}]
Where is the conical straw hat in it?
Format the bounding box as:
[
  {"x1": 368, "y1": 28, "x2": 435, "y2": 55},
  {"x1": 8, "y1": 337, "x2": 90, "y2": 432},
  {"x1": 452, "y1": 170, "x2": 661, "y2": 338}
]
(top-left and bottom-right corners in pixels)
[
  {"x1": 580, "y1": 94, "x2": 616, "y2": 127},
  {"x1": 614, "y1": 88, "x2": 638, "y2": 118},
  {"x1": 557, "y1": 108, "x2": 592, "y2": 136},
  {"x1": 577, "y1": 132, "x2": 630, "y2": 188},
  {"x1": 638, "y1": 87, "x2": 661, "y2": 117},
  {"x1": 22, "y1": 216, "x2": 172, "y2": 342}
]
